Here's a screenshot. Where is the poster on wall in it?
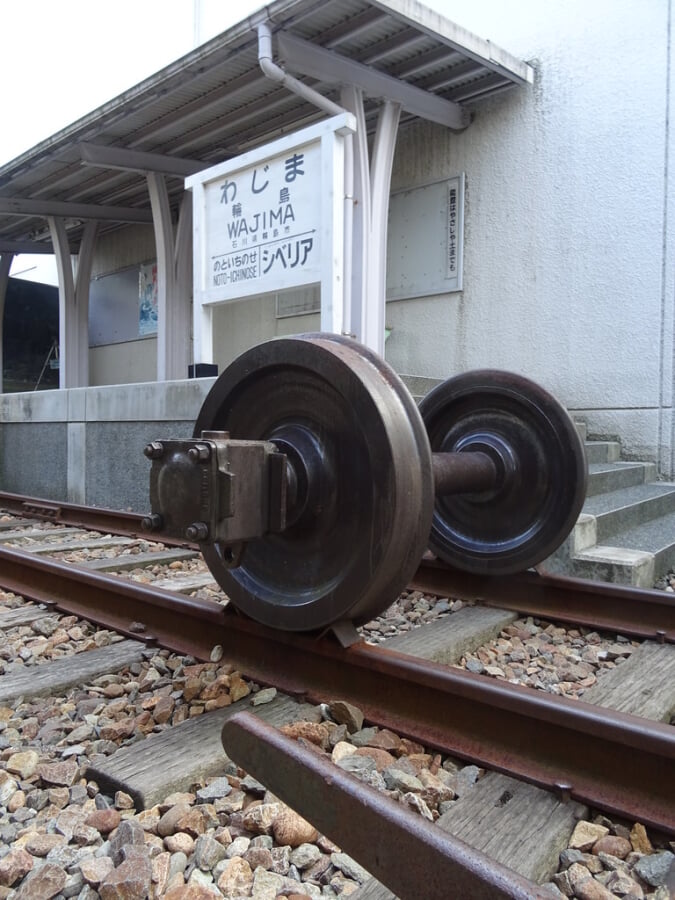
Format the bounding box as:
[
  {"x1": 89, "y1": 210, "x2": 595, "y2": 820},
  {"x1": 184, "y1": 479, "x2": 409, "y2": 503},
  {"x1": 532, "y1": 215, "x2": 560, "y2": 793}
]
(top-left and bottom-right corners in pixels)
[{"x1": 138, "y1": 263, "x2": 158, "y2": 336}]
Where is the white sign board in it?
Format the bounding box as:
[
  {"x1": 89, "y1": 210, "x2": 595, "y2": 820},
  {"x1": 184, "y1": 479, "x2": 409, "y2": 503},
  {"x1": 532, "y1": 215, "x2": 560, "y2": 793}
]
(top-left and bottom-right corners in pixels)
[
  {"x1": 186, "y1": 114, "x2": 355, "y2": 364},
  {"x1": 386, "y1": 175, "x2": 464, "y2": 301}
]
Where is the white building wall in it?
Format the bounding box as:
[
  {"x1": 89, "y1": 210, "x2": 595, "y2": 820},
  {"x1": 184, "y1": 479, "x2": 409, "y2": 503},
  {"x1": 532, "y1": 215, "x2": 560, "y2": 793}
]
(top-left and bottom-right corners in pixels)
[
  {"x1": 90, "y1": 226, "x2": 156, "y2": 280},
  {"x1": 384, "y1": 0, "x2": 673, "y2": 471},
  {"x1": 211, "y1": 297, "x2": 320, "y2": 368},
  {"x1": 89, "y1": 339, "x2": 157, "y2": 386}
]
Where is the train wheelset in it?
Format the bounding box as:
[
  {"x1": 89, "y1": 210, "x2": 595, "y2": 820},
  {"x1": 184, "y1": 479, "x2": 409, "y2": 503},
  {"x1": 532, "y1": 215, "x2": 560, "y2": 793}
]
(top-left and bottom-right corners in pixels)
[{"x1": 143, "y1": 334, "x2": 587, "y2": 632}]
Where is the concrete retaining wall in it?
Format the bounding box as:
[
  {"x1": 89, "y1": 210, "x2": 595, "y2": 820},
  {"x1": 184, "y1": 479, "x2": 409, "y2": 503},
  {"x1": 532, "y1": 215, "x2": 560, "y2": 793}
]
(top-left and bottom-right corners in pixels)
[
  {"x1": 0, "y1": 372, "x2": 437, "y2": 510},
  {"x1": 0, "y1": 379, "x2": 216, "y2": 511}
]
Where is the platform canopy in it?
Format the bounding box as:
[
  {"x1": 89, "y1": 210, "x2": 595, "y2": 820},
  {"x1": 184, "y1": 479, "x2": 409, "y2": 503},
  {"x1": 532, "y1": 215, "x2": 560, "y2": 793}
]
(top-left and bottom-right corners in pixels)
[{"x1": 0, "y1": 0, "x2": 531, "y2": 254}]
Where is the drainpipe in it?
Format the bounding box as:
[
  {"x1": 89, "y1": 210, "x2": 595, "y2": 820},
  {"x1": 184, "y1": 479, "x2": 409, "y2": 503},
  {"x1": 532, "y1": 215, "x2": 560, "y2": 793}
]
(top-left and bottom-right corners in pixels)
[
  {"x1": 257, "y1": 22, "x2": 355, "y2": 337},
  {"x1": 257, "y1": 22, "x2": 345, "y2": 117}
]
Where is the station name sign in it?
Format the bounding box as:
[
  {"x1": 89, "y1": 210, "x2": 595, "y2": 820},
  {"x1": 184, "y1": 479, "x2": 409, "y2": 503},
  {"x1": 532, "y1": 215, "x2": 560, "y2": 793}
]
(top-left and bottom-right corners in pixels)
[
  {"x1": 186, "y1": 114, "x2": 356, "y2": 363},
  {"x1": 208, "y1": 142, "x2": 319, "y2": 294}
]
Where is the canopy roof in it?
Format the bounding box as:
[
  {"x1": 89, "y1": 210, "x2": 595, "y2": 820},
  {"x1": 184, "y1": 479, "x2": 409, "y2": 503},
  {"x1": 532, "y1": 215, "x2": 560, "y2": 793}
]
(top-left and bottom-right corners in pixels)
[{"x1": 0, "y1": 0, "x2": 532, "y2": 253}]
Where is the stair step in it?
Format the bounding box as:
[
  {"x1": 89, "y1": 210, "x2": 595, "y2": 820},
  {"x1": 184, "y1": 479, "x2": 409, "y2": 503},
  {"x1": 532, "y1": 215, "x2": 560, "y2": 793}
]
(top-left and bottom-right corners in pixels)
[
  {"x1": 568, "y1": 546, "x2": 655, "y2": 587},
  {"x1": 595, "y1": 509, "x2": 675, "y2": 556},
  {"x1": 582, "y1": 482, "x2": 675, "y2": 541},
  {"x1": 572, "y1": 509, "x2": 675, "y2": 586},
  {"x1": 586, "y1": 461, "x2": 656, "y2": 497},
  {"x1": 583, "y1": 441, "x2": 621, "y2": 464}
]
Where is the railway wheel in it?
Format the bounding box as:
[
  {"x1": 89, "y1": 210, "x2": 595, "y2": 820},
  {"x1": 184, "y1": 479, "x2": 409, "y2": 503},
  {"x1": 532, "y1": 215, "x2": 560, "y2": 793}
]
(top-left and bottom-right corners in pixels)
[
  {"x1": 419, "y1": 369, "x2": 587, "y2": 574},
  {"x1": 194, "y1": 334, "x2": 434, "y2": 631}
]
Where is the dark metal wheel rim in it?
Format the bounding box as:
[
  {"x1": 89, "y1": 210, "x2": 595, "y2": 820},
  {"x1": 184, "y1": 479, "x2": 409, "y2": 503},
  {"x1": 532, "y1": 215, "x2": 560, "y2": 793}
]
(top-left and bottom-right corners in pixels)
[
  {"x1": 195, "y1": 334, "x2": 434, "y2": 631},
  {"x1": 419, "y1": 369, "x2": 587, "y2": 575}
]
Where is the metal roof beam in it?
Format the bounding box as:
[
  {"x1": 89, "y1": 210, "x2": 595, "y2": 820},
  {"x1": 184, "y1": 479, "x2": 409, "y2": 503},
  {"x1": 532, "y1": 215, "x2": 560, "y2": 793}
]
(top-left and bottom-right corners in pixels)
[
  {"x1": 0, "y1": 198, "x2": 153, "y2": 224},
  {"x1": 385, "y1": 43, "x2": 461, "y2": 79},
  {"x1": 0, "y1": 239, "x2": 55, "y2": 254},
  {"x1": 419, "y1": 60, "x2": 489, "y2": 92},
  {"x1": 321, "y1": 7, "x2": 387, "y2": 49},
  {"x1": 79, "y1": 143, "x2": 205, "y2": 177},
  {"x1": 160, "y1": 85, "x2": 315, "y2": 157},
  {"x1": 448, "y1": 71, "x2": 513, "y2": 103},
  {"x1": 354, "y1": 27, "x2": 428, "y2": 66},
  {"x1": 277, "y1": 31, "x2": 470, "y2": 130},
  {"x1": 123, "y1": 66, "x2": 263, "y2": 150},
  {"x1": 39, "y1": 166, "x2": 137, "y2": 205}
]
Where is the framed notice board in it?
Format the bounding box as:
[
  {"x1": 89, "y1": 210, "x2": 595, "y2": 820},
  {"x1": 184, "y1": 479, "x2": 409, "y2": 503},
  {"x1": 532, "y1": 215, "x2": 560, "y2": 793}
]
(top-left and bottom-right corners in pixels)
[{"x1": 386, "y1": 175, "x2": 464, "y2": 301}]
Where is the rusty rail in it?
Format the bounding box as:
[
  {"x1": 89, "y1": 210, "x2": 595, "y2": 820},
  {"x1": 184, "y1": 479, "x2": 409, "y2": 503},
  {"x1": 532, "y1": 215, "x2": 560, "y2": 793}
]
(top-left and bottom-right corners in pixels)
[
  {"x1": 0, "y1": 543, "x2": 673, "y2": 834},
  {"x1": 411, "y1": 558, "x2": 675, "y2": 643},
  {"x1": 222, "y1": 712, "x2": 556, "y2": 900},
  {"x1": 3, "y1": 491, "x2": 673, "y2": 641},
  {"x1": 0, "y1": 491, "x2": 194, "y2": 549}
]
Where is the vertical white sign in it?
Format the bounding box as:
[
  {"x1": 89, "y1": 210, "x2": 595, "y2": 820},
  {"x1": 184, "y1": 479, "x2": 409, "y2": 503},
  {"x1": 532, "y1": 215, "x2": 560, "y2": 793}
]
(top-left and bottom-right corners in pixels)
[{"x1": 186, "y1": 114, "x2": 355, "y2": 364}]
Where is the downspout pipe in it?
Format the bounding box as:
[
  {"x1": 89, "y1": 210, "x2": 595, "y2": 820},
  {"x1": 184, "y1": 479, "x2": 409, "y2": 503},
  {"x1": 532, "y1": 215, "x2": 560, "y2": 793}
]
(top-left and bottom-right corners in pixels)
[
  {"x1": 257, "y1": 21, "x2": 355, "y2": 338},
  {"x1": 257, "y1": 22, "x2": 345, "y2": 117}
]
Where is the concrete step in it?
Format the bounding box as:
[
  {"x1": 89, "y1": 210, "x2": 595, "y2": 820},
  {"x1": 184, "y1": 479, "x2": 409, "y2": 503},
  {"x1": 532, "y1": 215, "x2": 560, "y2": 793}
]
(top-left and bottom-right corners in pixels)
[
  {"x1": 571, "y1": 508, "x2": 675, "y2": 586},
  {"x1": 583, "y1": 440, "x2": 621, "y2": 464},
  {"x1": 545, "y1": 434, "x2": 675, "y2": 586},
  {"x1": 583, "y1": 481, "x2": 675, "y2": 543},
  {"x1": 586, "y1": 461, "x2": 657, "y2": 497}
]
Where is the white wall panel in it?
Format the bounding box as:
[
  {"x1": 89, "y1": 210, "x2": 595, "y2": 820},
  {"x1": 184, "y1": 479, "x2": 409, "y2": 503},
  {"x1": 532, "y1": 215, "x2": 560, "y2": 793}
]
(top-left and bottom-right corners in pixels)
[{"x1": 384, "y1": 0, "x2": 670, "y2": 466}]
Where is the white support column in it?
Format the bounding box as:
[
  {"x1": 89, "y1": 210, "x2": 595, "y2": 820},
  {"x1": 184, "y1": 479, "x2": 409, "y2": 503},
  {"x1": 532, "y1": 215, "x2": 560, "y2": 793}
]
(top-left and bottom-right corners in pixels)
[
  {"x1": 335, "y1": 91, "x2": 401, "y2": 353},
  {"x1": 319, "y1": 125, "x2": 348, "y2": 336},
  {"x1": 74, "y1": 221, "x2": 97, "y2": 388},
  {"x1": 364, "y1": 100, "x2": 401, "y2": 356},
  {"x1": 147, "y1": 172, "x2": 174, "y2": 382},
  {"x1": 174, "y1": 193, "x2": 193, "y2": 375},
  {"x1": 50, "y1": 218, "x2": 96, "y2": 389},
  {"x1": 0, "y1": 253, "x2": 15, "y2": 394},
  {"x1": 48, "y1": 216, "x2": 78, "y2": 389},
  {"x1": 340, "y1": 86, "x2": 370, "y2": 342},
  {"x1": 147, "y1": 172, "x2": 192, "y2": 381}
]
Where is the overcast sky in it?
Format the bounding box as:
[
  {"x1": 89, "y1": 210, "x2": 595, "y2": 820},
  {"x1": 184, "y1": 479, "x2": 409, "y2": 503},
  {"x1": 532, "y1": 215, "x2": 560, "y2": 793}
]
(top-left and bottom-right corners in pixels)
[{"x1": 0, "y1": 0, "x2": 265, "y2": 166}]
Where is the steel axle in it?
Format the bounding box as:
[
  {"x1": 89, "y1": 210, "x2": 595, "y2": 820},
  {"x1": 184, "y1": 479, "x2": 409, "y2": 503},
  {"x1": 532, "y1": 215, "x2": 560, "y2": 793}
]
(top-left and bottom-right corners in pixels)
[{"x1": 143, "y1": 438, "x2": 504, "y2": 543}]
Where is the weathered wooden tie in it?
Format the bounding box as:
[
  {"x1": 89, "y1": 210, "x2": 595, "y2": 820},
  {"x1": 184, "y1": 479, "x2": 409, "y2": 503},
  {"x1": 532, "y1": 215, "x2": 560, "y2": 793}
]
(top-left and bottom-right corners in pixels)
[
  {"x1": 150, "y1": 572, "x2": 219, "y2": 594},
  {"x1": 383, "y1": 605, "x2": 517, "y2": 665},
  {"x1": 0, "y1": 527, "x2": 87, "y2": 542},
  {"x1": 83, "y1": 549, "x2": 197, "y2": 572},
  {"x1": 17, "y1": 536, "x2": 134, "y2": 555},
  {"x1": 86, "y1": 694, "x2": 316, "y2": 808},
  {"x1": 0, "y1": 604, "x2": 52, "y2": 629},
  {"x1": 582, "y1": 641, "x2": 675, "y2": 721},
  {"x1": 0, "y1": 639, "x2": 146, "y2": 705},
  {"x1": 0, "y1": 518, "x2": 40, "y2": 531}
]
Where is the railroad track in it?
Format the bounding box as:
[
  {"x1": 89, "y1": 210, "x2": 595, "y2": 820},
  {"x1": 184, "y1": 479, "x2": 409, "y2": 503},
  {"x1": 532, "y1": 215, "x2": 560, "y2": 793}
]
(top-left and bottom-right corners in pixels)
[{"x1": 0, "y1": 496, "x2": 673, "y2": 899}]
